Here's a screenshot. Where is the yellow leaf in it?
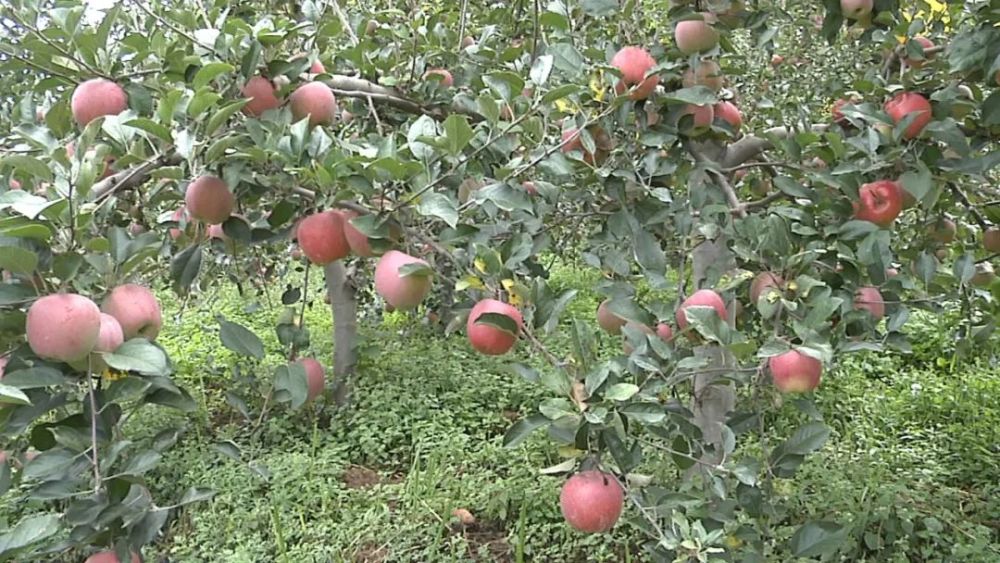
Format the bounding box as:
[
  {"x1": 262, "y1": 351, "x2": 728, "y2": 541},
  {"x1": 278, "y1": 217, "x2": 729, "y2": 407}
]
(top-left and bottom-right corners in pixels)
[
  {"x1": 554, "y1": 98, "x2": 576, "y2": 113},
  {"x1": 474, "y1": 258, "x2": 487, "y2": 273},
  {"x1": 501, "y1": 278, "x2": 515, "y2": 291},
  {"x1": 557, "y1": 446, "x2": 584, "y2": 458},
  {"x1": 589, "y1": 71, "x2": 605, "y2": 102},
  {"x1": 456, "y1": 275, "x2": 485, "y2": 291}
]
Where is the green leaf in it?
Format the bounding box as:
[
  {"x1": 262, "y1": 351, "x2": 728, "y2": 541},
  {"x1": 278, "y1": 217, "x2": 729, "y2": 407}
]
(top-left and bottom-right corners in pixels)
[
  {"x1": 663, "y1": 87, "x2": 717, "y2": 105},
  {"x1": 502, "y1": 413, "x2": 551, "y2": 448},
  {"x1": 510, "y1": 363, "x2": 539, "y2": 383},
  {"x1": 782, "y1": 422, "x2": 830, "y2": 455},
  {"x1": 540, "y1": 368, "x2": 572, "y2": 396},
  {"x1": 473, "y1": 312, "x2": 519, "y2": 335},
  {"x1": 541, "y1": 84, "x2": 582, "y2": 103},
  {"x1": 838, "y1": 220, "x2": 879, "y2": 240},
  {"x1": 170, "y1": 244, "x2": 202, "y2": 293},
  {"x1": 177, "y1": 487, "x2": 216, "y2": 506},
  {"x1": 442, "y1": 115, "x2": 475, "y2": 156},
  {"x1": 124, "y1": 118, "x2": 172, "y2": 142},
  {"x1": 619, "y1": 402, "x2": 666, "y2": 424},
  {"x1": 0, "y1": 384, "x2": 31, "y2": 406},
  {"x1": 218, "y1": 319, "x2": 265, "y2": 360},
  {"x1": 205, "y1": 100, "x2": 249, "y2": 136},
  {"x1": 0, "y1": 368, "x2": 67, "y2": 389},
  {"x1": 899, "y1": 168, "x2": 932, "y2": 203},
  {"x1": 416, "y1": 192, "x2": 458, "y2": 228},
  {"x1": 604, "y1": 383, "x2": 639, "y2": 401},
  {"x1": 103, "y1": 339, "x2": 170, "y2": 376},
  {"x1": 0, "y1": 156, "x2": 53, "y2": 183},
  {"x1": 194, "y1": 62, "x2": 236, "y2": 90},
  {"x1": 529, "y1": 55, "x2": 554, "y2": 87},
  {"x1": 273, "y1": 363, "x2": 310, "y2": 409},
  {"x1": 0, "y1": 246, "x2": 38, "y2": 275},
  {"x1": 789, "y1": 521, "x2": 847, "y2": 557},
  {"x1": 580, "y1": 0, "x2": 619, "y2": 17},
  {"x1": 633, "y1": 230, "x2": 666, "y2": 273},
  {"x1": 0, "y1": 513, "x2": 61, "y2": 555},
  {"x1": 398, "y1": 262, "x2": 434, "y2": 278},
  {"x1": 120, "y1": 450, "x2": 162, "y2": 476}
]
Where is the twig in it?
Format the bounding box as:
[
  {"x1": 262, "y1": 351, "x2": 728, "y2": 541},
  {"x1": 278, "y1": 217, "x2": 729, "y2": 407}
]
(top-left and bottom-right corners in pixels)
[
  {"x1": 948, "y1": 182, "x2": 989, "y2": 229},
  {"x1": 130, "y1": 0, "x2": 219, "y2": 55},
  {"x1": 509, "y1": 104, "x2": 619, "y2": 180},
  {"x1": 531, "y1": 0, "x2": 541, "y2": 65},
  {"x1": 457, "y1": 0, "x2": 469, "y2": 52},
  {"x1": 366, "y1": 96, "x2": 385, "y2": 136},
  {"x1": 522, "y1": 325, "x2": 562, "y2": 367},
  {"x1": 721, "y1": 160, "x2": 804, "y2": 173},
  {"x1": 3, "y1": 9, "x2": 107, "y2": 78},
  {"x1": 637, "y1": 437, "x2": 732, "y2": 474},
  {"x1": 743, "y1": 189, "x2": 792, "y2": 211},
  {"x1": 331, "y1": 0, "x2": 358, "y2": 46},
  {"x1": 0, "y1": 46, "x2": 78, "y2": 84},
  {"x1": 86, "y1": 358, "x2": 102, "y2": 492},
  {"x1": 92, "y1": 151, "x2": 182, "y2": 201}
]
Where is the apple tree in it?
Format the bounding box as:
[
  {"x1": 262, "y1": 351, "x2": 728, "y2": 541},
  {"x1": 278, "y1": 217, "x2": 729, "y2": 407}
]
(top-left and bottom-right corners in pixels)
[{"x1": 0, "y1": 0, "x2": 998, "y2": 560}]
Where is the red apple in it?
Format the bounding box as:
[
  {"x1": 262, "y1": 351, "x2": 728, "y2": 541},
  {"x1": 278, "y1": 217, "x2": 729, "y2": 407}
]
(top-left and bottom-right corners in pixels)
[
  {"x1": 295, "y1": 358, "x2": 325, "y2": 401},
  {"x1": 771, "y1": 54, "x2": 784, "y2": 67},
  {"x1": 297, "y1": 210, "x2": 351, "y2": 264},
  {"x1": 240, "y1": 75, "x2": 282, "y2": 117},
  {"x1": 655, "y1": 323, "x2": 673, "y2": 343},
  {"x1": 854, "y1": 180, "x2": 903, "y2": 227},
  {"x1": 461, "y1": 36, "x2": 476, "y2": 49},
  {"x1": 560, "y1": 470, "x2": 624, "y2": 533},
  {"x1": 840, "y1": 0, "x2": 873, "y2": 20},
  {"x1": 185, "y1": 175, "x2": 234, "y2": 225},
  {"x1": 675, "y1": 289, "x2": 728, "y2": 332},
  {"x1": 341, "y1": 210, "x2": 375, "y2": 257},
  {"x1": 675, "y1": 16, "x2": 719, "y2": 55},
  {"x1": 522, "y1": 181, "x2": 538, "y2": 196},
  {"x1": 682, "y1": 104, "x2": 714, "y2": 132},
  {"x1": 374, "y1": 250, "x2": 433, "y2": 310},
  {"x1": 983, "y1": 228, "x2": 1000, "y2": 253},
  {"x1": 750, "y1": 272, "x2": 784, "y2": 303},
  {"x1": 927, "y1": 218, "x2": 956, "y2": 243},
  {"x1": 681, "y1": 60, "x2": 723, "y2": 92},
  {"x1": 560, "y1": 125, "x2": 612, "y2": 165},
  {"x1": 884, "y1": 92, "x2": 932, "y2": 139},
  {"x1": 902, "y1": 36, "x2": 935, "y2": 68},
  {"x1": 169, "y1": 207, "x2": 190, "y2": 241},
  {"x1": 423, "y1": 69, "x2": 454, "y2": 87},
  {"x1": 102, "y1": 284, "x2": 163, "y2": 340},
  {"x1": 714, "y1": 101, "x2": 742, "y2": 131},
  {"x1": 467, "y1": 299, "x2": 523, "y2": 355},
  {"x1": 853, "y1": 286, "x2": 885, "y2": 320},
  {"x1": 831, "y1": 97, "x2": 854, "y2": 124},
  {"x1": 596, "y1": 299, "x2": 626, "y2": 335},
  {"x1": 71, "y1": 78, "x2": 128, "y2": 127},
  {"x1": 611, "y1": 46, "x2": 659, "y2": 101},
  {"x1": 289, "y1": 82, "x2": 337, "y2": 126},
  {"x1": 972, "y1": 262, "x2": 996, "y2": 287},
  {"x1": 769, "y1": 349, "x2": 822, "y2": 393},
  {"x1": 310, "y1": 60, "x2": 326, "y2": 74},
  {"x1": 26, "y1": 294, "x2": 102, "y2": 362},
  {"x1": 94, "y1": 313, "x2": 125, "y2": 353}
]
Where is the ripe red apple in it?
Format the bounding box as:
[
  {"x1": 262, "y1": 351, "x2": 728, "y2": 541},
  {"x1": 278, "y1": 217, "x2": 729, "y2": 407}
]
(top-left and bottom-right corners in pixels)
[
  {"x1": 423, "y1": 69, "x2": 454, "y2": 87},
  {"x1": 26, "y1": 294, "x2": 102, "y2": 362},
  {"x1": 714, "y1": 101, "x2": 742, "y2": 131},
  {"x1": 169, "y1": 207, "x2": 190, "y2": 241},
  {"x1": 840, "y1": 0, "x2": 873, "y2": 20},
  {"x1": 206, "y1": 224, "x2": 226, "y2": 240},
  {"x1": 102, "y1": 284, "x2": 163, "y2": 340},
  {"x1": 71, "y1": 78, "x2": 128, "y2": 127},
  {"x1": 94, "y1": 313, "x2": 125, "y2": 353},
  {"x1": 831, "y1": 98, "x2": 853, "y2": 124},
  {"x1": 561, "y1": 126, "x2": 612, "y2": 165},
  {"x1": 769, "y1": 349, "x2": 822, "y2": 393},
  {"x1": 675, "y1": 289, "x2": 728, "y2": 331},
  {"x1": 310, "y1": 60, "x2": 325, "y2": 74},
  {"x1": 467, "y1": 299, "x2": 524, "y2": 355},
  {"x1": 853, "y1": 286, "x2": 885, "y2": 320},
  {"x1": 903, "y1": 36, "x2": 935, "y2": 68},
  {"x1": 185, "y1": 175, "x2": 234, "y2": 224},
  {"x1": 340, "y1": 210, "x2": 375, "y2": 257},
  {"x1": 681, "y1": 60, "x2": 723, "y2": 92},
  {"x1": 927, "y1": 218, "x2": 956, "y2": 243},
  {"x1": 295, "y1": 358, "x2": 326, "y2": 401},
  {"x1": 83, "y1": 550, "x2": 141, "y2": 563},
  {"x1": 297, "y1": 210, "x2": 351, "y2": 264},
  {"x1": 655, "y1": 323, "x2": 673, "y2": 343},
  {"x1": 560, "y1": 470, "x2": 624, "y2": 533},
  {"x1": 771, "y1": 54, "x2": 784, "y2": 67},
  {"x1": 682, "y1": 104, "x2": 714, "y2": 132},
  {"x1": 982, "y1": 228, "x2": 1000, "y2": 253},
  {"x1": 884, "y1": 92, "x2": 932, "y2": 139},
  {"x1": 240, "y1": 75, "x2": 282, "y2": 117},
  {"x1": 854, "y1": 180, "x2": 903, "y2": 227},
  {"x1": 461, "y1": 36, "x2": 476, "y2": 49},
  {"x1": 289, "y1": 82, "x2": 337, "y2": 126},
  {"x1": 522, "y1": 181, "x2": 538, "y2": 195},
  {"x1": 675, "y1": 16, "x2": 719, "y2": 55},
  {"x1": 611, "y1": 46, "x2": 659, "y2": 101},
  {"x1": 374, "y1": 250, "x2": 433, "y2": 310},
  {"x1": 8, "y1": 179, "x2": 21, "y2": 190},
  {"x1": 596, "y1": 299, "x2": 626, "y2": 335},
  {"x1": 750, "y1": 272, "x2": 784, "y2": 303}
]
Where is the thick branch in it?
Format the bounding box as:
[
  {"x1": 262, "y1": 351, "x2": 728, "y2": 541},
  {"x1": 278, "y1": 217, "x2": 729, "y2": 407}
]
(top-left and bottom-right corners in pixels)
[
  {"x1": 324, "y1": 75, "x2": 481, "y2": 122},
  {"x1": 325, "y1": 260, "x2": 357, "y2": 407},
  {"x1": 91, "y1": 152, "x2": 183, "y2": 200},
  {"x1": 722, "y1": 124, "x2": 829, "y2": 169}
]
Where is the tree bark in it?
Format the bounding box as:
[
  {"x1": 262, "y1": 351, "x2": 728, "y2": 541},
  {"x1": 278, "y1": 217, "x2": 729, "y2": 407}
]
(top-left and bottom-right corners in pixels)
[{"x1": 324, "y1": 260, "x2": 357, "y2": 407}]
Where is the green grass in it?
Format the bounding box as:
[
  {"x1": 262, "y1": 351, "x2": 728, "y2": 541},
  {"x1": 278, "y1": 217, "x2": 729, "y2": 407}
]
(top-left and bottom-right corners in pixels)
[{"x1": 124, "y1": 262, "x2": 1000, "y2": 562}]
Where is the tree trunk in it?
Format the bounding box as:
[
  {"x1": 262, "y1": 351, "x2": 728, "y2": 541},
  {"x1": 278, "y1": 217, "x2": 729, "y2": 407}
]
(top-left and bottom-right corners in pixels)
[{"x1": 324, "y1": 260, "x2": 357, "y2": 407}]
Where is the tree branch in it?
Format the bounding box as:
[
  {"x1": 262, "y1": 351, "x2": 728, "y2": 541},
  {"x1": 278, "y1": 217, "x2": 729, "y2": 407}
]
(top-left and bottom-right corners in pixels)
[
  {"x1": 948, "y1": 182, "x2": 989, "y2": 229},
  {"x1": 91, "y1": 151, "x2": 183, "y2": 201},
  {"x1": 722, "y1": 124, "x2": 828, "y2": 169}
]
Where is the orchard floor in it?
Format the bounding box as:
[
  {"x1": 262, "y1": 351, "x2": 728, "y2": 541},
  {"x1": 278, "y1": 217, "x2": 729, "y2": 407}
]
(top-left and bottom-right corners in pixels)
[{"x1": 130, "y1": 264, "x2": 999, "y2": 562}]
